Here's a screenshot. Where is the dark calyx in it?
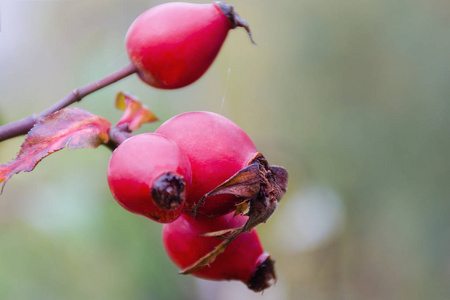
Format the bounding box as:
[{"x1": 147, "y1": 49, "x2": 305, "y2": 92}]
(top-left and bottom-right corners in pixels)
[
  {"x1": 247, "y1": 256, "x2": 277, "y2": 292},
  {"x1": 151, "y1": 172, "x2": 185, "y2": 210},
  {"x1": 214, "y1": 1, "x2": 256, "y2": 44}
]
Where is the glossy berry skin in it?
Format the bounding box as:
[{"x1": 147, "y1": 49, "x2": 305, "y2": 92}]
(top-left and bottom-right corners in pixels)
[
  {"x1": 126, "y1": 2, "x2": 233, "y2": 89},
  {"x1": 107, "y1": 133, "x2": 192, "y2": 223},
  {"x1": 155, "y1": 111, "x2": 259, "y2": 217},
  {"x1": 162, "y1": 212, "x2": 275, "y2": 291}
]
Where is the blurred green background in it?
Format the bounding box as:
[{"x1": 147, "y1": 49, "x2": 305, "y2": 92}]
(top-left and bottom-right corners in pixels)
[{"x1": 1, "y1": 0, "x2": 450, "y2": 299}]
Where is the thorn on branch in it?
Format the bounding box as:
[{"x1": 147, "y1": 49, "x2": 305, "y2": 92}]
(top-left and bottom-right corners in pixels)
[{"x1": 72, "y1": 89, "x2": 81, "y2": 102}]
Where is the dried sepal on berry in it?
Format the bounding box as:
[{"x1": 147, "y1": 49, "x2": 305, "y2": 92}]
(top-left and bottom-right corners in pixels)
[{"x1": 183, "y1": 155, "x2": 288, "y2": 275}]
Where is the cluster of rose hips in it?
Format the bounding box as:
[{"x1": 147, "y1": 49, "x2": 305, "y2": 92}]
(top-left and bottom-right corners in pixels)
[
  {"x1": 107, "y1": 111, "x2": 288, "y2": 291},
  {"x1": 107, "y1": 1, "x2": 288, "y2": 292},
  {"x1": 0, "y1": 2, "x2": 288, "y2": 291}
]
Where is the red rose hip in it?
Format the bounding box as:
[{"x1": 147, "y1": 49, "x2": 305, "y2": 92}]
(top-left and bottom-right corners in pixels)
[
  {"x1": 155, "y1": 111, "x2": 260, "y2": 217},
  {"x1": 162, "y1": 212, "x2": 276, "y2": 292},
  {"x1": 125, "y1": 1, "x2": 254, "y2": 89},
  {"x1": 107, "y1": 133, "x2": 192, "y2": 223}
]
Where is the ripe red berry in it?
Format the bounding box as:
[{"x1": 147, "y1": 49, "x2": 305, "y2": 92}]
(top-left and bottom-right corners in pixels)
[
  {"x1": 125, "y1": 1, "x2": 254, "y2": 89},
  {"x1": 107, "y1": 133, "x2": 192, "y2": 223},
  {"x1": 162, "y1": 212, "x2": 276, "y2": 292},
  {"x1": 155, "y1": 111, "x2": 260, "y2": 217}
]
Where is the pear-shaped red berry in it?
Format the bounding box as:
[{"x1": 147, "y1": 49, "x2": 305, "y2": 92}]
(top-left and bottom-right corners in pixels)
[
  {"x1": 125, "y1": 1, "x2": 254, "y2": 89},
  {"x1": 162, "y1": 212, "x2": 276, "y2": 292},
  {"x1": 156, "y1": 111, "x2": 260, "y2": 218},
  {"x1": 107, "y1": 133, "x2": 192, "y2": 223}
]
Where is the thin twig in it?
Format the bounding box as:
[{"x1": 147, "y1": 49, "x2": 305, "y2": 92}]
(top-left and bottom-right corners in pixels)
[{"x1": 0, "y1": 63, "x2": 138, "y2": 142}]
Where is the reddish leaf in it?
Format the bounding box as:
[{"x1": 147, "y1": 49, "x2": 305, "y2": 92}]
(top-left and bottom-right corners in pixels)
[
  {"x1": 115, "y1": 91, "x2": 158, "y2": 131},
  {"x1": 0, "y1": 107, "x2": 111, "y2": 191}
]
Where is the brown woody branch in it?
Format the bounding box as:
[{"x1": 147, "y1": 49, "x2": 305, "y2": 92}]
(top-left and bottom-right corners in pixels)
[{"x1": 0, "y1": 63, "x2": 137, "y2": 142}]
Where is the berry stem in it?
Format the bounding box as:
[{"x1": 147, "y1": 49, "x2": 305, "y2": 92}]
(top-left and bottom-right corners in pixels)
[
  {"x1": 0, "y1": 63, "x2": 138, "y2": 143},
  {"x1": 106, "y1": 124, "x2": 134, "y2": 151}
]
